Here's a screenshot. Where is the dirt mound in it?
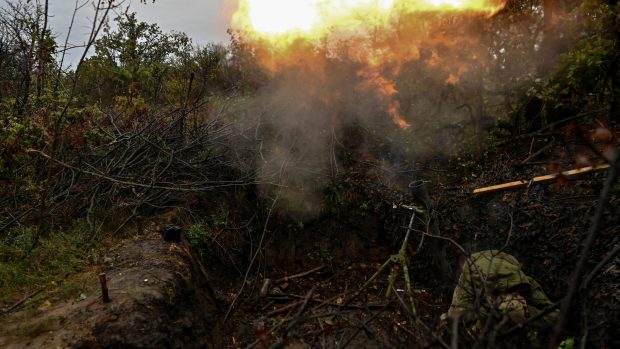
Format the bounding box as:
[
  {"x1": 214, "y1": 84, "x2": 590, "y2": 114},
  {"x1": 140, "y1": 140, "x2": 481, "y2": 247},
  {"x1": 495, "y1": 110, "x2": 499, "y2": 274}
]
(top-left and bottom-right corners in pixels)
[{"x1": 0, "y1": 231, "x2": 220, "y2": 349}]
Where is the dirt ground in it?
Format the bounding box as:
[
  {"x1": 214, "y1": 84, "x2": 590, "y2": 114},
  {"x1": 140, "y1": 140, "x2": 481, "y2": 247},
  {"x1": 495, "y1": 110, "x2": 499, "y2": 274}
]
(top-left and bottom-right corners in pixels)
[{"x1": 0, "y1": 227, "x2": 220, "y2": 349}]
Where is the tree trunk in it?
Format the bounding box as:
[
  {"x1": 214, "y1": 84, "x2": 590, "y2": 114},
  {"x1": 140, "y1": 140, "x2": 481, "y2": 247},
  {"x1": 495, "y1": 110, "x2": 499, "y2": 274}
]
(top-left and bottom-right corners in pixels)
[
  {"x1": 36, "y1": 0, "x2": 49, "y2": 98},
  {"x1": 608, "y1": 0, "x2": 620, "y2": 122},
  {"x1": 538, "y1": 0, "x2": 559, "y2": 75},
  {"x1": 17, "y1": 35, "x2": 36, "y2": 118}
]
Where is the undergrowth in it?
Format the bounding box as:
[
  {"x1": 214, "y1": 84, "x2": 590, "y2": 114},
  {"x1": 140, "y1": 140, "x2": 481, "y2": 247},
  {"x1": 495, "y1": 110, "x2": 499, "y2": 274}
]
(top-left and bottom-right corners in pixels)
[{"x1": 0, "y1": 220, "x2": 105, "y2": 309}]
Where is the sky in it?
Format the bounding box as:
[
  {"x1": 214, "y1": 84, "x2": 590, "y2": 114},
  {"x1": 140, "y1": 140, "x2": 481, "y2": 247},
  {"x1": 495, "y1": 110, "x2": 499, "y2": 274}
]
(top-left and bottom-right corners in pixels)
[{"x1": 44, "y1": 0, "x2": 236, "y2": 67}]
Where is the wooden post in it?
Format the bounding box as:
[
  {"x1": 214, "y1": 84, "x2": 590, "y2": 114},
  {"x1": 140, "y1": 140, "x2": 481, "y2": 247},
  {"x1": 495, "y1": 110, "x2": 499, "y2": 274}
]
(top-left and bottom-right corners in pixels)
[{"x1": 99, "y1": 273, "x2": 110, "y2": 303}]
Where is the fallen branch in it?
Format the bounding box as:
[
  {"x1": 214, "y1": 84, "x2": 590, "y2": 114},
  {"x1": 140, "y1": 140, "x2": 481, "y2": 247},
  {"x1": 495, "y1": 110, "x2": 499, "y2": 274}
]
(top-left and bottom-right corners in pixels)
[
  {"x1": 223, "y1": 175, "x2": 284, "y2": 323},
  {"x1": 265, "y1": 295, "x2": 388, "y2": 317},
  {"x1": 266, "y1": 299, "x2": 305, "y2": 317},
  {"x1": 581, "y1": 240, "x2": 620, "y2": 290},
  {"x1": 392, "y1": 287, "x2": 451, "y2": 349},
  {"x1": 2, "y1": 287, "x2": 45, "y2": 314},
  {"x1": 521, "y1": 139, "x2": 556, "y2": 164},
  {"x1": 549, "y1": 151, "x2": 619, "y2": 349},
  {"x1": 524, "y1": 107, "x2": 609, "y2": 137},
  {"x1": 497, "y1": 107, "x2": 610, "y2": 147},
  {"x1": 181, "y1": 240, "x2": 219, "y2": 308},
  {"x1": 275, "y1": 265, "x2": 326, "y2": 284},
  {"x1": 25, "y1": 148, "x2": 249, "y2": 191},
  {"x1": 337, "y1": 303, "x2": 391, "y2": 349},
  {"x1": 502, "y1": 301, "x2": 561, "y2": 336},
  {"x1": 286, "y1": 287, "x2": 315, "y2": 332},
  {"x1": 473, "y1": 164, "x2": 611, "y2": 195}
]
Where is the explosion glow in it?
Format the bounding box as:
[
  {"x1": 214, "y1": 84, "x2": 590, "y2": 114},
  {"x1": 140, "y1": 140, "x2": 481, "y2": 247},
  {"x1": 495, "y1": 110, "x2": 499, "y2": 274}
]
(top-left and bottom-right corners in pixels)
[
  {"x1": 234, "y1": 0, "x2": 506, "y2": 39},
  {"x1": 231, "y1": 0, "x2": 507, "y2": 129}
]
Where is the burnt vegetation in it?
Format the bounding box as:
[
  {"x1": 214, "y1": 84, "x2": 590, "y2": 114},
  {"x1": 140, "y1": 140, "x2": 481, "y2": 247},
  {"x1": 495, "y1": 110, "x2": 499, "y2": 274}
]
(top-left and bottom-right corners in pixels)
[{"x1": 0, "y1": 0, "x2": 619, "y2": 348}]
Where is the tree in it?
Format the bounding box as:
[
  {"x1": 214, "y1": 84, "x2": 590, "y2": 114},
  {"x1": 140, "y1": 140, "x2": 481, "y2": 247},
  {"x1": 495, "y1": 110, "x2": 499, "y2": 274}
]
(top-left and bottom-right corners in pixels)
[
  {"x1": 0, "y1": 0, "x2": 55, "y2": 117},
  {"x1": 75, "y1": 12, "x2": 192, "y2": 107}
]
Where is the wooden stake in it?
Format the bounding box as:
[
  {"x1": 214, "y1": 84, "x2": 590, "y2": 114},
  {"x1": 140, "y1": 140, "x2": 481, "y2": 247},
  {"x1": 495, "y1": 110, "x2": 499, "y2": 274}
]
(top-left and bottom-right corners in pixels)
[
  {"x1": 99, "y1": 273, "x2": 110, "y2": 303},
  {"x1": 473, "y1": 164, "x2": 611, "y2": 195}
]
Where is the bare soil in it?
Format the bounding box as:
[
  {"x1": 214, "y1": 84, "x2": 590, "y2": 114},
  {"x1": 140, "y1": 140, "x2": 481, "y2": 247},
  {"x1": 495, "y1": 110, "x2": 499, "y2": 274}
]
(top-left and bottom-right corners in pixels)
[{"x1": 0, "y1": 227, "x2": 220, "y2": 349}]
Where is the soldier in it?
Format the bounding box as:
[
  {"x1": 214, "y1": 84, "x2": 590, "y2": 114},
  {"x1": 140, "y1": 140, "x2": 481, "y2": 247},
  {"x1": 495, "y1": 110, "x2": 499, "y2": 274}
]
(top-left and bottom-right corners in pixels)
[{"x1": 444, "y1": 250, "x2": 559, "y2": 333}]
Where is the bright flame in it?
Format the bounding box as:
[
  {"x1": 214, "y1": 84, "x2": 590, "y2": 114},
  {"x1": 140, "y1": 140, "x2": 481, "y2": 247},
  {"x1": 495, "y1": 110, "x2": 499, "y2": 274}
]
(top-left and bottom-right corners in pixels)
[
  {"x1": 232, "y1": 0, "x2": 506, "y2": 129},
  {"x1": 234, "y1": 0, "x2": 506, "y2": 40},
  {"x1": 246, "y1": 1, "x2": 320, "y2": 34},
  {"x1": 358, "y1": 64, "x2": 411, "y2": 128}
]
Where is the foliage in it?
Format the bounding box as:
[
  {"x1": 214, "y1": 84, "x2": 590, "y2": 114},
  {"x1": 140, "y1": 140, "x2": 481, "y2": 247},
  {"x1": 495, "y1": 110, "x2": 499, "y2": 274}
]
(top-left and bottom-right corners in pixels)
[
  {"x1": 0, "y1": 0, "x2": 57, "y2": 117},
  {"x1": 537, "y1": 0, "x2": 618, "y2": 118},
  {"x1": 186, "y1": 223, "x2": 210, "y2": 247},
  {"x1": 76, "y1": 12, "x2": 192, "y2": 107},
  {"x1": 541, "y1": 37, "x2": 616, "y2": 111},
  {"x1": 0, "y1": 221, "x2": 102, "y2": 308}
]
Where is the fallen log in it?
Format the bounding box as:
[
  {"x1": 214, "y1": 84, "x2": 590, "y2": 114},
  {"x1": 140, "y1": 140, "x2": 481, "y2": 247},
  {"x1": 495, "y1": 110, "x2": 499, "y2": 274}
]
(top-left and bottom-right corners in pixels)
[{"x1": 473, "y1": 164, "x2": 611, "y2": 194}]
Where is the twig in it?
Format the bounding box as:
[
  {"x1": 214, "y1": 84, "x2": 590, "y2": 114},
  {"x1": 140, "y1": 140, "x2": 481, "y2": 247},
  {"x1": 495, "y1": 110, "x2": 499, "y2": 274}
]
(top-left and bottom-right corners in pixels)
[
  {"x1": 286, "y1": 287, "x2": 315, "y2": 332},
  {"x1": 26, "y1": 148, "x2": 250, "y2": 191},
  {"x1": 549, "y1": 152, "x2": 619, "y2": 349},
  {"x1": 0, "y1": 207, "x2": 36, "y2": 234},
  {"x1": 224, "y1": 178, "x2": 284, "y2": 322},
  {"x1": 266, "y1": 300, "x2": 304, "y2": 317},
  {"x1": 337, "y1": 303, "x2": 390, "y2": 349},
  {"x1": 580, "y1": 240, "x2": 620, "y2": 290},
  {"x1": 503, "y1": 211, "x2": 514, "y2": 249},
  {"x1": 265, "y1": 294, "x2": 388, "y2": 317},
  {"x1": 181, "y1": 240, "x2": 219, "y2": 307},
  {"x1": 2, "y1": 287, "x2": 45, "y2": 314},
  {"x1": 521, "y1": 139, "x2": 556, "y2": 164},
  {"x1": 502, "y1": 301, "x2": 561, "y2": 336},
  {"x1": 392, "y1": 288, "x2": 451, "y2": 349},
  {"x1": 497, "y1": 107, "x2": 610, "y2": 146},
  {"x1": 275, "y1": 265, "x2": 326, "y2": 284},
  {"x1": 54, "y1": 0, "x2": 86, "y2": 91}
]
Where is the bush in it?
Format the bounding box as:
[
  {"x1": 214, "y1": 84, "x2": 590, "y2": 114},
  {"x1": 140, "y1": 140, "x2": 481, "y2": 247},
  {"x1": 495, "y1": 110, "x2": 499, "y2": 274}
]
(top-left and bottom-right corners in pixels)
[
  {"x1": 186, "y1": 223, "x2": 211, "y2": 247},
  {"x1": 0, "y1": 222, "x2": 101, "y2": 308}
]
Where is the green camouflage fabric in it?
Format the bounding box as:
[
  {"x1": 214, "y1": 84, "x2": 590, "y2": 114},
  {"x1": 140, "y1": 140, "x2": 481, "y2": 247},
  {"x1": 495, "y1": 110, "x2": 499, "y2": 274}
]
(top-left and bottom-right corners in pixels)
[{"x1": 447, "y1": 250, "x2": 558, "y2": 327}]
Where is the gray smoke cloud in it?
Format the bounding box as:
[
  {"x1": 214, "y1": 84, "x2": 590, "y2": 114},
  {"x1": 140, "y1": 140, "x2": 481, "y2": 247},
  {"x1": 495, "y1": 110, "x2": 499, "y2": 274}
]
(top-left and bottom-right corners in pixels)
[{"x1": 225, "y1": 6, "x2": 577, "y2": 220}]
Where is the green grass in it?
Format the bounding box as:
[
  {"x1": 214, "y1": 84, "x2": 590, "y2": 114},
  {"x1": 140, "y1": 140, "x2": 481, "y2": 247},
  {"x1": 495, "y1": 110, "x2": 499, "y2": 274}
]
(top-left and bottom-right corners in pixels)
[
  {"x1": 186, "y1": 223, "x2": 212, "y2": 247},
  {"x1": 13, "y1": 316, "x2": 56, "y2": 339},
  {"x1": 0, "y1": 222, "x2": 103, "y2": 309}
]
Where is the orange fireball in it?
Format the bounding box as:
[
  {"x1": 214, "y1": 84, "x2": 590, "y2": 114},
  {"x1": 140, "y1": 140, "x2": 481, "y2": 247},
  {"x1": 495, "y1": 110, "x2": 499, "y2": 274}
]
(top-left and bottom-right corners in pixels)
[
  {"x1": 231, "y1": 0, "x2": 507, "y2": 129},
  {"x1": 234, "y1": 0, "x2": 506, "y2": 42}
]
